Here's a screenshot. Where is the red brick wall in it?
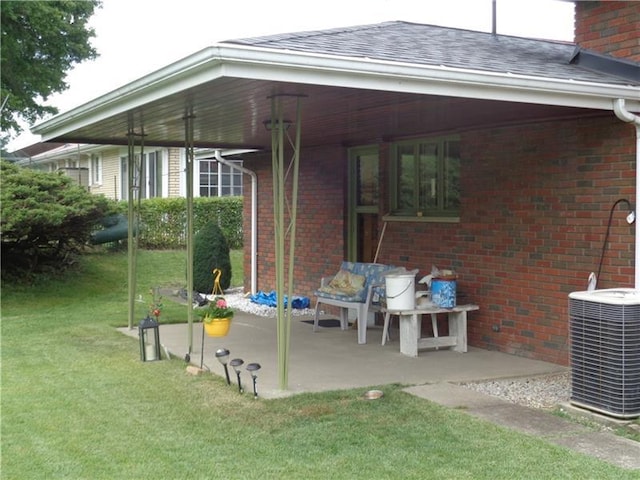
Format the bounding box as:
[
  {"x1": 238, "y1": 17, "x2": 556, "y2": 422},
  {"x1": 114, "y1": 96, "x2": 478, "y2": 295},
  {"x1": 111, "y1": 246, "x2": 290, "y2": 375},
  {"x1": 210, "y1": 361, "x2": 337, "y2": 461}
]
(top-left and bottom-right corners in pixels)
[
  {"x1": 394, "y1": 116, "x2": 635, "y2": 365},
  {"x1": 243, "y1": 115, "x2": 636, "y2": 365},
  {"x1": 243, "y1": 145, "x2": 348, "y2": 296},
  {"x1": 575, "y1": 1, "x2": 640, "y2": 61}
]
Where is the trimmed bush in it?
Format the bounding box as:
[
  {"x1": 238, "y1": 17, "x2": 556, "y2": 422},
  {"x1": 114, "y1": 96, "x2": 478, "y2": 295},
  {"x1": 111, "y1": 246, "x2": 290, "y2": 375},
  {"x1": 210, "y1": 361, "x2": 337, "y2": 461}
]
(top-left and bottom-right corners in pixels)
[
  {"x1": 193, "y1": 222, "x2": 232, "y2": 293},
  {"x1": 0, "y1": 161, "x2": 114, "y2": 280},
  {"x1": 114, "y1": 197, "x2": 243, "y2": 250}
]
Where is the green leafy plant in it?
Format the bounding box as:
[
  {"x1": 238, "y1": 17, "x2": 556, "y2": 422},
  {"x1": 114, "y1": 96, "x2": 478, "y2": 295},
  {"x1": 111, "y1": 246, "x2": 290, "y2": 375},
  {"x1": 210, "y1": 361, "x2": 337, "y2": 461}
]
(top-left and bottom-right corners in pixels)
[
  {"x1": 195, "y1": 296, "x2": 234, "y2": 322},
  {"x1": 0, "y1": 160, "x2": 115, "y2": 280},
  {"x1": 1, "y1": 0, "x2": 100, "y2": 143},
  {"x1": 114, "y1": 197, "x2": 243, "y2": 250}
]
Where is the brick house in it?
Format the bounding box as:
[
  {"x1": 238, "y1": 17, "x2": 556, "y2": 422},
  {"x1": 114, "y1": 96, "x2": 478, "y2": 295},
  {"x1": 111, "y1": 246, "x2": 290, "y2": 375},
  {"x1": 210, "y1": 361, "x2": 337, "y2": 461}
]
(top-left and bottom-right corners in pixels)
[{"x1": 32, "y1": 1, "x2": 639, "y2": 365}]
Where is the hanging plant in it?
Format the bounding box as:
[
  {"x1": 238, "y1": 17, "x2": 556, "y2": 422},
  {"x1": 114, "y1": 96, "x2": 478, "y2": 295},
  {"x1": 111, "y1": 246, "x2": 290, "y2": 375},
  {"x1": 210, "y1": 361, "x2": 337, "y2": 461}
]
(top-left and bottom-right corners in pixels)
[{"x1": 195, "y1": 296, "x2": 234, "y2": 322}]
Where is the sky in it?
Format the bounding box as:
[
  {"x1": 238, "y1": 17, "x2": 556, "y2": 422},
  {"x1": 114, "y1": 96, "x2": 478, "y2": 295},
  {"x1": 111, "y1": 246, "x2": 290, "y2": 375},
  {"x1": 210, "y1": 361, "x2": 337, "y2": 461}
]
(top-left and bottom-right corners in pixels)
[{"x1": 8, "y1": 0, "x2": 575, "y2": 151}]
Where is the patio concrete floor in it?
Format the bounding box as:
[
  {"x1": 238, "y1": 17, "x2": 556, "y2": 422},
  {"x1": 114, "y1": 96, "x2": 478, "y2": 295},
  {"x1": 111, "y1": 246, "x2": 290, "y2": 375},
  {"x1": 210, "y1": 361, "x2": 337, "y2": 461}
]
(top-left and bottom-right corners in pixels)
[{"x1": 121, "y1": 310, "x2": 567, "y2": 399}]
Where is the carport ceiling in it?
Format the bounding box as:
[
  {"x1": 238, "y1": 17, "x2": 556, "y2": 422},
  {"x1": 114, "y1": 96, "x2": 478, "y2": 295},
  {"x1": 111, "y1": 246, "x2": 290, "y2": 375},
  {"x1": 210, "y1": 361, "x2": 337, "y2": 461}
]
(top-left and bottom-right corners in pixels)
[{"x1": 42, "y1": 77, "x2": 589, "y2": 151}]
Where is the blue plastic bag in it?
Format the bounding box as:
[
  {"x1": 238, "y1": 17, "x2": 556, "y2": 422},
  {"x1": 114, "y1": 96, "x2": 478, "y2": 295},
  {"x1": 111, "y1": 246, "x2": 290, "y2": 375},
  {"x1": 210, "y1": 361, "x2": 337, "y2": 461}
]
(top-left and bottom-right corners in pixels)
[{"x1": 250, "y1": 290, "x2": 310, "y2": 309}]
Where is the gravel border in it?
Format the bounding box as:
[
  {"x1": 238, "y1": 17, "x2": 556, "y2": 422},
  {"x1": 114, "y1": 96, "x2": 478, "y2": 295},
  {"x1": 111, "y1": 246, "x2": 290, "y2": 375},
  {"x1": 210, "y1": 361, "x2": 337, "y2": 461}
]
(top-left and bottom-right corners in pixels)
[
  {"x1": 218, "y1": 289, "x2": 315, "y2": 318},
  {"x1": 458, "y1": 372, "x2": 571, "y2": 410}
]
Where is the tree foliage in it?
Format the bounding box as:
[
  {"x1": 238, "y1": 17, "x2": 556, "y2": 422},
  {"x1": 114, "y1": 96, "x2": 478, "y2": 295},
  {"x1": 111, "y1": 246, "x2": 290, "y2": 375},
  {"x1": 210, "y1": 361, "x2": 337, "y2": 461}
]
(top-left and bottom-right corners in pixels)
[
  {"x1": 0, "y1": 1, "x2": 101, "y2": 144},
  {"x1": 193, "y1": 222, "x2": 232, "y2": 294},
  {"x1": 0, "y1": 161, "x2": 114, "y2": 280}
]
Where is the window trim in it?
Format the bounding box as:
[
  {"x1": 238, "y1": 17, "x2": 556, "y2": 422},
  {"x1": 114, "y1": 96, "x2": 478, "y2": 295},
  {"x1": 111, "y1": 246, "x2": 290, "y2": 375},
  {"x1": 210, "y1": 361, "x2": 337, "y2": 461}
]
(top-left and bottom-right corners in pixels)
[
  {"x1": 197, "y1": 158, "x2": 244, "y2": 197},
  {"x1": 389, "y1": 135, "x2": 461, "y2": 221},
  {"x1": 120, "y1": 149, "x2": 167, "y2": 200},
  {"x1": 91, "y1": 153, "x2": 102, "y2": 186},
  {"x1": 382, "y1": 214, "x2": 460, "y2": 223}
]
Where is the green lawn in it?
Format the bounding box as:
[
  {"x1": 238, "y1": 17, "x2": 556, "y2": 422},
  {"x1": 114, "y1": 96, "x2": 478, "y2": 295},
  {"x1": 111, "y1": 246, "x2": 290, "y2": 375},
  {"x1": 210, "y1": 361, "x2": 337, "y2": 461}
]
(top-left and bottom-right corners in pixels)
[{"x1": 1, "y1": 250, "x2": 636, "y2": 479}]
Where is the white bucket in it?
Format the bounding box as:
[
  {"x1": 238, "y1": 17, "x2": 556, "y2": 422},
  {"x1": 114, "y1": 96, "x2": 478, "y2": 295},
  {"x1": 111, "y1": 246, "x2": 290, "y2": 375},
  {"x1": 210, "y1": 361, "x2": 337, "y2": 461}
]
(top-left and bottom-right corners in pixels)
[{"x1": 385, "y1": 274, "x2": 416, "y2": 310}]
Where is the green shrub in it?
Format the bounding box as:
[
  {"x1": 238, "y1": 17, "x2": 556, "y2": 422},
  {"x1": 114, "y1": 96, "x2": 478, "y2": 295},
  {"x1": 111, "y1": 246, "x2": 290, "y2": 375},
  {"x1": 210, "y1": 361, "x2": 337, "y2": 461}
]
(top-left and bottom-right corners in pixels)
[
  {"x1": 193, "y1": 222, "x2": 232, "y2": 293},
  {"x1": 0, "y1": 160, "x2": 115, "y2": 280},
  {"x1": 114, "y1": 197, "x2": 243, "y2": 250}
]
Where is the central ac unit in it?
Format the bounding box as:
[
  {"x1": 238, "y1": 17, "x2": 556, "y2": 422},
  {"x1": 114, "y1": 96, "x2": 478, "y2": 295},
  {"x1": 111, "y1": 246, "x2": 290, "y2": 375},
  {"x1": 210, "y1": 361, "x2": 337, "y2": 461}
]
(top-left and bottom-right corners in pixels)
[{"x1": 568, "y1": 288, "x2": 640, "y2": 419}]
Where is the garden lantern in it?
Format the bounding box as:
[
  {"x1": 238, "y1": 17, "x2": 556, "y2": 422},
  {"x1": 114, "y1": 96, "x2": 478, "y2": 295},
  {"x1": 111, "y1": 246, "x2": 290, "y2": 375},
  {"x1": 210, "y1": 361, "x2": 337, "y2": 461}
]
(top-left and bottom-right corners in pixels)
[
  {"x1": 230, "y1": 358, "x2": 244, "y2": 393},
  {"x1": 139, "y1": 316, "x2": 161, "y2": 362},
  {"x1": 215, "y1": 348, "x2": 231, "y2": 385},
  {"x1": 246, "y1": 363, "x2": 261, "y2": 398}
]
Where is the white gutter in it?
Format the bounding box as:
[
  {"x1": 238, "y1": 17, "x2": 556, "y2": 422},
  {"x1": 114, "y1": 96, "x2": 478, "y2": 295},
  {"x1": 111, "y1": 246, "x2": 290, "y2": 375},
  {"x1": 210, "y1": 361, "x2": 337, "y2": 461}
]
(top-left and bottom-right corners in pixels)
[
  {"x1": 15, "y1": 143, "x2": 99, "y2": 167},
  {"x1": 217, "y1": 45, "x2": 640, "y2": 110},
  {"x1": 213, "y1": 150, "x2": 258, "y2": 295},
  {"x1": 613, "y1": 99, "x2": 640, "y2": 289},
  {"x1": 33, "y1": 43, "x2": 640, "y2": 141}
]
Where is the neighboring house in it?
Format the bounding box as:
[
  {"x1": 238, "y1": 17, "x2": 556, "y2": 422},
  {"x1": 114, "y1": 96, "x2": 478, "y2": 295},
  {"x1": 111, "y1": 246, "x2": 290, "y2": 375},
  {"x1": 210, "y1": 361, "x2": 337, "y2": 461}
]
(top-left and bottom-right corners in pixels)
[
  {"x1": 31, "y1": 1, "x2": 639, "y2": 366},
  {"x1": 13, "y1": 144, "x2": 244, "y2": 200}
]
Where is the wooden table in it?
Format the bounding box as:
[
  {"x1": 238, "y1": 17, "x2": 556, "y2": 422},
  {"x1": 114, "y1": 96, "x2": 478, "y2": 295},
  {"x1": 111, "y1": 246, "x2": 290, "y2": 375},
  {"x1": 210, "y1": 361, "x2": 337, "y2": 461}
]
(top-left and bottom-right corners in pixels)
[{"x1": 381, "y1": 304, "x2": 479, "y2": 357}]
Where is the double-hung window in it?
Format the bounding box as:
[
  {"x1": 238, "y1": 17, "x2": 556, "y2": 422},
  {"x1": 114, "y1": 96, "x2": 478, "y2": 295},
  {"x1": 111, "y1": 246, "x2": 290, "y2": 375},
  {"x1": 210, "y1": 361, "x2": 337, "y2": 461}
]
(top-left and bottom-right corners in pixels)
[
  {"x1": 199, "y1": 159, "x2": 243, "y2": 197},
  {"x1": 390, "y1": 137, "x2": 460, "y2": 218}
]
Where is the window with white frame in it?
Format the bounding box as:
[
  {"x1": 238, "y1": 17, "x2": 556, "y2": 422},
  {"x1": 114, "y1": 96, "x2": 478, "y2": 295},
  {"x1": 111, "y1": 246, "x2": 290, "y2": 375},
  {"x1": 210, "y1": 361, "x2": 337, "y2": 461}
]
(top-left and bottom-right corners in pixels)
[
  {"x1": 120, "y1": 150, "x2": 164, "y2": 200},
  {"x1": 199, "y1": 159, "x2": 243, "y2": 197},
  {"x1": 390, "y1": 137, "x2": 460, "y2": 217},
  {"x1": 91, "y1": 153, "x2": 102, "y2": 185}
]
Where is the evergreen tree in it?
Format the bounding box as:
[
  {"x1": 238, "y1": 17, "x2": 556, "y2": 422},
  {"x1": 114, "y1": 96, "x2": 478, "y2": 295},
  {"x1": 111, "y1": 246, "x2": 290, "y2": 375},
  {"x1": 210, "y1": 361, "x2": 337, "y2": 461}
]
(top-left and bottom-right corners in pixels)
[{"x1": 193, "y1": 222, "x2": 232, "y2": 293}]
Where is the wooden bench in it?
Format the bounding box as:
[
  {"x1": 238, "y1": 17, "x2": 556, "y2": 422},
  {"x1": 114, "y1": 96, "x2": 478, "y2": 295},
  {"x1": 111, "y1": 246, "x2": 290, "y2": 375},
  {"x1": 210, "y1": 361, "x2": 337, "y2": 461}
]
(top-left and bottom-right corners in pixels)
[{"x1": 381, "y1": 304, "x2": 479, "y2": 357}]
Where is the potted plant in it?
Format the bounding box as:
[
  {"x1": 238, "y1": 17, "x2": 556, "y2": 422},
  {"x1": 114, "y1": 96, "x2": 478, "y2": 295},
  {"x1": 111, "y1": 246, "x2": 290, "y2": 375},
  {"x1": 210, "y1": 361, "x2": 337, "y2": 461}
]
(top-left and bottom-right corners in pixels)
[{"x1": 195, "y1": 296, "x2": 234, "y2": 337}]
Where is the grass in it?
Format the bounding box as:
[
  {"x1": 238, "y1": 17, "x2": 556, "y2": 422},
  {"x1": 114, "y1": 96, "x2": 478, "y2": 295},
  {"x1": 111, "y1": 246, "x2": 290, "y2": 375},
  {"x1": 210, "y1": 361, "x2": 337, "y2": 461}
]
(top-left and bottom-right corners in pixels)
[
  {"x1": 553, "y1": 407, "x2": 640, "y2": 443},
  {"x1": 1, "y1": 250, "x2": 637, "y2": 479}
]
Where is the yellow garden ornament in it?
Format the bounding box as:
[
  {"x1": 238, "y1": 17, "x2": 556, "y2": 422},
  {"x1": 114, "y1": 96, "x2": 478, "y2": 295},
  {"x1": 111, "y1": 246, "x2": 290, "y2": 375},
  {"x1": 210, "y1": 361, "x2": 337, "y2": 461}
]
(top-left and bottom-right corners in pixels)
[{"x1": 212, "y1": 268, "x2": 224, "y2": 296}]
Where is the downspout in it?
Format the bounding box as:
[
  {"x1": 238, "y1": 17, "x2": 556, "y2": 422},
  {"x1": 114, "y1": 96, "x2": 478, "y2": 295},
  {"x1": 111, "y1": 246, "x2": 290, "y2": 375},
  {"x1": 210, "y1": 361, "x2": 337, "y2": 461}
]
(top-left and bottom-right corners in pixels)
[
  {"x1": 613, "y1": 98, "x2": 640, "y2": 288},
  {"x1": 214, "y1": 150, "x2": 258, "y2": 295}
]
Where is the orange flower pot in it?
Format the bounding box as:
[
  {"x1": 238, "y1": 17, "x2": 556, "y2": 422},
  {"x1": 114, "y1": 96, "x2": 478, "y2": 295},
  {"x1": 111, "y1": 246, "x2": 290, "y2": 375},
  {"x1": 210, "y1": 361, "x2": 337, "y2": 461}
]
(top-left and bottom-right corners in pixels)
[{"x1": 203, "y1": 316, "x2": 232, "y2": 337}]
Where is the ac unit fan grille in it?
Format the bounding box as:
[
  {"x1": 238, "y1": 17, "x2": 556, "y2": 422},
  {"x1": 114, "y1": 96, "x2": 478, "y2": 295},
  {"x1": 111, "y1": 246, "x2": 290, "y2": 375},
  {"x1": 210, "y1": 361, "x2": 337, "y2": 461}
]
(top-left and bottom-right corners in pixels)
[{"x1": 569, "y1": 298, "x2": 640, "y2": 419}]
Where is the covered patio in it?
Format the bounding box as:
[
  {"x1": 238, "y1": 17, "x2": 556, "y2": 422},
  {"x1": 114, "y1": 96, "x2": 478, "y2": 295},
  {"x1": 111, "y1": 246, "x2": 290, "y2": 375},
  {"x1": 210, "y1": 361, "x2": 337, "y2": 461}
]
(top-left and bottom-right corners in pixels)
[
  {"x1": 121, "y1": 310, "x2": 567, "y2": 399},
  {"x1": 35, "y1": 19, "x2": 639, "y2": 392}
]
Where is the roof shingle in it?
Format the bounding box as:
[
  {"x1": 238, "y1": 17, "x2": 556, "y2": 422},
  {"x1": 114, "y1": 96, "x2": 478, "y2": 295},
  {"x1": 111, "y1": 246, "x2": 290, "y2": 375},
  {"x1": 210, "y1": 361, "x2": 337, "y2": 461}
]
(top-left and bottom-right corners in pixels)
[{"x1": 227, "y1": 21, "x2": 638, "y2": 86}]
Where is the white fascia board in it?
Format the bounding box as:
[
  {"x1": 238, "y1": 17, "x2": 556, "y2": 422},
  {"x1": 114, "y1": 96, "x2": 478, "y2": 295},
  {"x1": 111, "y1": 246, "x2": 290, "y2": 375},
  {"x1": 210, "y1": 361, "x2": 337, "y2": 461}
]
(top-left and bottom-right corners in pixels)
[
  {"x1": 33, "y1": 44, "x2": 640, "y2": 140},
  {"x1": 220, "y1": 45, "x2": 640, "y2": 111},
  {"x1": 33, "y1": 48, "x2": 228, "y2": 139}
]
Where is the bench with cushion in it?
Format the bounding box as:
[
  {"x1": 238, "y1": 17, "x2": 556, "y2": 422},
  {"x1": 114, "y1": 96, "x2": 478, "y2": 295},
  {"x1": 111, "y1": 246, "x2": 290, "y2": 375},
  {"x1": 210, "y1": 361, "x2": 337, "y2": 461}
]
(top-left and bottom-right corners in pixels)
[{"x1": 313, "y1": 262, "x2": 396, "y2": 344}]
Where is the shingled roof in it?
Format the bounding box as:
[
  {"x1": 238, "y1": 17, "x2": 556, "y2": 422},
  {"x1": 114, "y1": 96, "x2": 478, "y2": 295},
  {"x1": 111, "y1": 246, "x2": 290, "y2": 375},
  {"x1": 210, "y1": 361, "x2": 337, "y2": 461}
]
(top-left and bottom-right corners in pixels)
[
  {"x1": 32, "y1": 19, "x2": 639, "y2": 149},
  {"x1": 227, "y1": 21, "x2": 639, "y2": 87}
]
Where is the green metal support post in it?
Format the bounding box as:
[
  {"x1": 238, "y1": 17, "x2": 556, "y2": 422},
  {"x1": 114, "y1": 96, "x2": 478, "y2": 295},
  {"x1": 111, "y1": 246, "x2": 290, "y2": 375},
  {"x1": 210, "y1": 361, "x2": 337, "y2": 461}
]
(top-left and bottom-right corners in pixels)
[
  {"x1": 126, "y1": 127, "x2": 143, "y2": 330},
  {"x1": 184, "y1": 109, "x2": 195, "y2": 355},
  {"x1": 270, "y1": 94, "x2": 303, "y2": 390}
]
